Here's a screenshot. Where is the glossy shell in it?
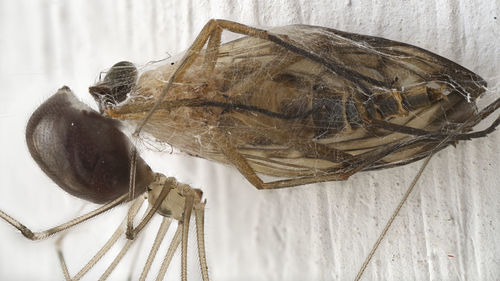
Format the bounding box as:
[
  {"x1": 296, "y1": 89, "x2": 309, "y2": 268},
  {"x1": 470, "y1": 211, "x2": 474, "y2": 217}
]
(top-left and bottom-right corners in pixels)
[{"x1": 26, "y1": 86, "x2": 154, "y2": 204}]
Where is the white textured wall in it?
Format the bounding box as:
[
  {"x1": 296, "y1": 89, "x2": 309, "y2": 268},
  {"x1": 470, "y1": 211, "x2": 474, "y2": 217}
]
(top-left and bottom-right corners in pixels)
[{"x1": 0, "y1": 1, "x2": 499, "y2": 280}]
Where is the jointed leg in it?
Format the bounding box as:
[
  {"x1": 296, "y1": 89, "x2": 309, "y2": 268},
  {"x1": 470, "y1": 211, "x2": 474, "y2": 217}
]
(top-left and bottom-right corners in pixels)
[
  {"x1": 138, "y1": 217, "x2": 172, "y2": 281},
  {"x1": 55, "y1": 196, "x2": 145, "y2": 281},
  {"x1": 369, "y1": 97, "x2": 500, "y2": 139},
  {"x1": 156, "y1": 224, "x2": 182, "y2": 281},
  {"x1": 56, "y1": 234, "x2": 71, "y2": 281},
  {"x1": 211, "y1": 128, "x2": 352, "y2": 189},
  {"x1": 127, "y1": 175, "x2": 173, "y2": 240},
  {"x1": 133, "y1": 19, "x2": 316, "y2": 135},
  {"x1": 211, "y1": 122, "x2": 483, "y2": 189},
  {"x1": 181, "y1": 193, "x2": 195, "y2": 281},
  {"x1": 194, "y1": 201, "x2": 209, "y2": 281},
  {"x1": 0, "y1": 193, "x2": 128, "y2": 241},
  {"x1": 98, "y1": 237, "x2": 135, "y2": 281}
]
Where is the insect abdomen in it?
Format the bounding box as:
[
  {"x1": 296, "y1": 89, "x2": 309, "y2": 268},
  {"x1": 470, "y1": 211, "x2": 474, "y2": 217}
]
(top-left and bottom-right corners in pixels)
[
  {"x1": 310, "y1": 80, "x2": 455, "y2": 138},
  {"x1": 26, "y1": 87, "x2": 155, "y2": 204}
]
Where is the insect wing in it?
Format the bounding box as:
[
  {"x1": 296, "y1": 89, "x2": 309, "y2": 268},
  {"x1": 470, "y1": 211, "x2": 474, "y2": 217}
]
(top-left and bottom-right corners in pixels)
[{"x1": 105, "y1": 24, "x2": 488, "y2": 181}]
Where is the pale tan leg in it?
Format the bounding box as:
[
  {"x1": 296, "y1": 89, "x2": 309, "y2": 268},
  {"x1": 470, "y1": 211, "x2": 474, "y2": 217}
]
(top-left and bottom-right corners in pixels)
[
  {"x1": 125, "y1": 145, "x2": 139, "y2": 239},
  {"x1": 0, "y1": 193, "x2": 128, "y2": 240},
  {"x1": 98, "y1": 238, "x2": 135, "y2": 281},
  {"x1": 55, "y1": 233, "x2": 71, "y2": 281},
  {"x1": 138, "y1": 217, "x2": 172, "y2": 281},
  {"x1": 127, "y1": 146, "x2": 138, "y2": 202},
  {"x1": 61, "y1": 197, "x2": 145, "y2": 281},
  {"x1": 72, "y1": 222, "x2": 125, "y2": 281},
  {"x1": 210, "y1": 129, "x2": 353, "y2": 189},
  {"x1": 55, "y1": 205, "x2": 88, "y2": 281},
  {"x1": 210, "y1": 128, "x2": 434, "y2": 189},
  {"x1": 127, "y1": 177, "x2": 172, "y2": 239},
  {"x1": 353, "y1": 109, "x2": 500, "y2": 281},
  {"x1": 194, "y1": 201, "x2": 209, "y2": 281},
  {"x1": 98, "y1": 180, "x2": 175, "y2": 279},
  {"x1": 354, "y1": 154, "x2": 434, "y2": 281},
  {"x1": 181, "y1": 194, "x2": 195, "y2": 281},
  {"x1": 126, "y1": 231, "x2": 146, "y2": 281},
  {"x1": 155, "y1": 223, "x2": 182, "y2": 281},
  {"x1": 202, "y1": 24, "x2": 222, "y2": 74}
]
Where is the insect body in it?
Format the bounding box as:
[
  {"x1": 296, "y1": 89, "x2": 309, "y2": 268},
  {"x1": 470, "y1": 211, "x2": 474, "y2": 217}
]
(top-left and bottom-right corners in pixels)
[{"x1": 99, "y1": 21, "x2": 499, "y2": 189}]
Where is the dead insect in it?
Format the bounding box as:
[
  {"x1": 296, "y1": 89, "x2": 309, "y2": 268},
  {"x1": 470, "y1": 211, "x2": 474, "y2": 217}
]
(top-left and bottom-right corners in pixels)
[
  {"x1": 1, "y1": 19, "x2": 499, "y2": 280},
  {"x1": 104, "y1": 20, "x2": 499, "y2": 189}
]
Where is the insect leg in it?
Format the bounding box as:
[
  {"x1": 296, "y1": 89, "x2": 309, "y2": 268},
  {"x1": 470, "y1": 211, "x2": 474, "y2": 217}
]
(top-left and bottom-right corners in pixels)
[
  {"x1": 70, "y1": 223, "x2": 125, "y2": 280},
  {"x1": 202, "y1": 25, "x2": 222, "y2": 74},
  {"x1": 354, "y1": 153, "x2": 435, "y2": 281},
  {"x1": 221, "y1": 50, "x2": 300, "y2": 98},
  {"x1": 54, "y1": 205, "x2": 89, "y2": 280},
  {"x1": 181, "y1": 193, "x2": 195, "y2": 281},
  {"x1": 369, "y1": 100, "x2": 500, "y2": 140},
  {"x1": 355, "y1": 99, "x2": 495, "y2": 280},
  {"x1": 355, "y1": 104, "x2": 500, "y2": 172},
  {"x1": 134, "y1": 19, "x2": 229, "y2": 134},
  {"x1": 55, "y1": 233, "x2": 71, "y2": 281},
  {"x1": 61, "y1": 196, "x2": 145, "y2": 281},
  {"x1": 126, "y1": 174, "x2": 173, "y2": 239},
  {"x1": 133, "y1": 19, "x2": 300, "y2": 135},
  {"x1": 194, "y1": 200, "x2": 209, "y2": 281},
  {"x1": 138, "y1": 217, "x2": 172, "y2": 281},
  {"x1": 212, "y1": 125, "x2": 459, "y2": 189},
  {"x1": 211, "y1": 129, "x2": 352, "y2": 189},
  {"x1": 98, "y1": 236, "x2": 136, "y2": 280},
  {"x1": 0, "y1": 193, "x2": 128, "y2": 240},
  {"x1": 372, "y1": 116, "x2": 500, "y2": 142},
  {"x1": 156, "y1": 223, "x2": 182, "y2": 280},
  {"x1": 210, "y1": 129, "x2": 266, "y2": 188}
]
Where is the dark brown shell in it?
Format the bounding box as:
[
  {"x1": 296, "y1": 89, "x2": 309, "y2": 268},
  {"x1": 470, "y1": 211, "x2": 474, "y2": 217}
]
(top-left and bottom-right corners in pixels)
[{"x1": 26, "y1": 86, "x2": 154, "y2": 204}]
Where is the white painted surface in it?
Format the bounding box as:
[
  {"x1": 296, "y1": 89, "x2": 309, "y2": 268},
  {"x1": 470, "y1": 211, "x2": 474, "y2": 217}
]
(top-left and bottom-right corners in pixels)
[{"x1": 0, "y1": 1, "x2": 499, "y2": 280}]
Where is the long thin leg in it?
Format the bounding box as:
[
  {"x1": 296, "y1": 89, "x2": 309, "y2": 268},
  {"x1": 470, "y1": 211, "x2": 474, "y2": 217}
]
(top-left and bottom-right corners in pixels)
[
  {"x1": 155, "y1": 223, "x2": 183, "y2": 281},
  {"x1": 98, "y1": 238, "x2": 136, "y2": 281},
  {"x1": 369, "y1": 97, "x2": 500, "y2": 139},
  {"x1": 127, "y1": 176, "x2": 173, "y2": 239},
  {"x1": 194, "y1": 201, "x2": 209, "y2": 281},
  {"x1": 181, "y1": 194, "x2": 195, "y2": 281},
  {"x1": 100, "y1": 195, "x2": 172, "y2": 280},
  {"x1": 127, "y1": 231, "x2": 147, "y2": 281},
  {"x1": 0, "y1": 193, "x2": 128, "y2": 240},
  {"x1": 355, "y1": 152, "x2": 434, "y2": 281},
  {"x1": 139, "y1": 217, "x2": 172, "y2": 281},
  {"x1": 55, "y1": 233, "x2": 71, "y2": 281},
  {"x1": 72, "y1": 222, "x2": 125, "y2": 281},
  {"x1": 55, "y1": 204, "x2": 88, "y2": 281},
  {"x1": 354, "y1": 103, "x2": 496, "y2": 281},
  {"x1": 211, "y1": 128, "x2": 367, "y2": 189},
  {"x1": 211, "y1": 119, "x2": 494, "y2": 190},
  {"x1": 70, "y1": 197, "x2": 145, "y2": 281}
]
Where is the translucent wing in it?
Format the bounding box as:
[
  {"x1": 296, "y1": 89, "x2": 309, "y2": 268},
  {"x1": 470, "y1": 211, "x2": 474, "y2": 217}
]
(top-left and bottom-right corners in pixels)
[{"x1": 102, "y1": 24, "x2": 489, "y2": 181}]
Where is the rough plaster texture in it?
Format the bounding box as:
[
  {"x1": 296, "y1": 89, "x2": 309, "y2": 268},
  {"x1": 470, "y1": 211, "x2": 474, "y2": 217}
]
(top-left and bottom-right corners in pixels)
[{"x1": 0, "y1": 1, "x2": 498, "y2": 280}]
